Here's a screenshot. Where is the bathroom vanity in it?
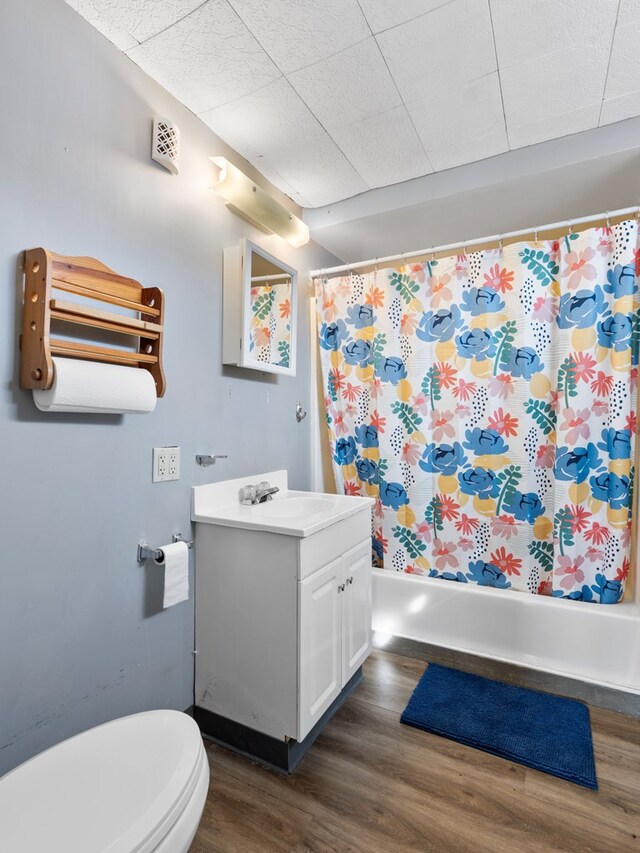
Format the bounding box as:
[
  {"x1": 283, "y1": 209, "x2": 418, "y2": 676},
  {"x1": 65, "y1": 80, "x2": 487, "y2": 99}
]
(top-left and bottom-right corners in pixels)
[{"x1": 191, "y1": 471, "x2": 373, "y2": 772}]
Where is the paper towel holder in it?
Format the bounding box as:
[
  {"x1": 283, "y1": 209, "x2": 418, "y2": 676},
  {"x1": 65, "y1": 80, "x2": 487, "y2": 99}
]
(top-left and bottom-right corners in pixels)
[
  {"x1": 138, "y1": 532, "x2": 193, "y2": 563},
  {"x1": 19, "y1": 247, "x2": 166, "y2": 398}
]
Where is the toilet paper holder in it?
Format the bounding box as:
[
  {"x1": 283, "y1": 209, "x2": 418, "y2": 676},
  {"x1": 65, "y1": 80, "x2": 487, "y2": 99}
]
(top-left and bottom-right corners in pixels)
[{"x1": 137, "y1": 532, "x2": 193, "y2": 564}]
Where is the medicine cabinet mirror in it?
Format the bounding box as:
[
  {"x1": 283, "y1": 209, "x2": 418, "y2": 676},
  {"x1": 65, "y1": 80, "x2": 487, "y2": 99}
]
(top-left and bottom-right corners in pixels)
[{"x1": 222, "y1": 239, "x2": 297, "y2": 376}]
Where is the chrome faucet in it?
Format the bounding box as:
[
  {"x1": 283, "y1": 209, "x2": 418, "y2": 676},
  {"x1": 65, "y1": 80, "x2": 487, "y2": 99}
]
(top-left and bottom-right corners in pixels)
[{"x1": 239, "y1": 481, "x2": 280, "y2": 505}]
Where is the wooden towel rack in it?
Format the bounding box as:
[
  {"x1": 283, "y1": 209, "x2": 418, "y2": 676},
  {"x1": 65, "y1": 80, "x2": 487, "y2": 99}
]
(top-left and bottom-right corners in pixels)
[{"x1": 20, "y1": 248, "x2": 166, "y2": 396}]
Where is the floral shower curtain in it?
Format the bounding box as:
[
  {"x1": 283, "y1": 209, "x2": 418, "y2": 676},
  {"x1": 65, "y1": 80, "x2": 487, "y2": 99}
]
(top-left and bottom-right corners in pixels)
[{"x1": 316, "y1": 219, "x2": 640, "y2": 604}]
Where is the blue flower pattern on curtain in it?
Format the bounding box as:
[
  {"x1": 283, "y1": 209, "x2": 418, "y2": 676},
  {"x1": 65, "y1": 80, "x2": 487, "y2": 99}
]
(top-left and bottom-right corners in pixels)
[{"x1": 316, "y1": 221, "x2": 640, "y2": 604}]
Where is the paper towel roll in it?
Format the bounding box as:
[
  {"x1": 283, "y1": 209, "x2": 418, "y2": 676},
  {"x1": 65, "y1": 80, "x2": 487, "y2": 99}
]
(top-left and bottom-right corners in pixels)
[
  {"x1": 156, "y1": 541, "x2": 189, "y2": 609},
  {"x1": 33, "y1": 357, "x2": 157, "y2": 414}
]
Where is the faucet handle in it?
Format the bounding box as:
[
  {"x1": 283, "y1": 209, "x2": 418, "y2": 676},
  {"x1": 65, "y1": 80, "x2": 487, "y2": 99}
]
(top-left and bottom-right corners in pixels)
[
  {"x1": 239, "y1": 484, "x2": 257, "y2": 505},
  {"x1": 257, "y1": 480, "x2": 271, "y2": 492}
]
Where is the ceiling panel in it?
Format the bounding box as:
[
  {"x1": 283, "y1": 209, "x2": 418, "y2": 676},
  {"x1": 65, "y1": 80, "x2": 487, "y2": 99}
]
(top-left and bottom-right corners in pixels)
[
  {"x1": 407, "y1": 73, "x2": 508, "y2": 171},
  {"x1": 330, "y1": 105, "x2": 433, "y2": 188},
  {"x1": 501, "y1": 37, "x2": 610, "y2": 132},
  {"x1": 228, "y1": 0, "x2": 370, "y2": 74},
  {"x1": 288, "y1": 38, "x2": 402, "y2": 131},
  {"x1": 65, "y1": 0, "x2": 137, "y2": 49},
  {"x1": 264, "y1": 132, "x2": 368, "y2": 207},
  {"x1": 508, "y1": 104, "x2": 600, "y2": 150},
  {"x1": 127, "y1": 1, "x2": 280, "y2": 114},
  {"x1": 600, "y1": 91, "x2": 640, "y2": 127},
  {"x1": 199, "y1": 78, "x2": 324, "y2": 159},
  {"x1": 357, "y1": 0, "x2": 450, "y2": 34},
  {"x1": 66, "y1": 0, "x2": 640, "y2": 208},
  {"x1": 603, "y1": 16, "x2": 640, "y2": 103},
  {"x1": 68, "y1": 0, "x2": 205, "y2": 47},
  {"x1": 491, "y1": 0, "x2": 618, "y2": 70},
  {"x1": 376, "y1": 0, "x2": 496, "y2": 104}
]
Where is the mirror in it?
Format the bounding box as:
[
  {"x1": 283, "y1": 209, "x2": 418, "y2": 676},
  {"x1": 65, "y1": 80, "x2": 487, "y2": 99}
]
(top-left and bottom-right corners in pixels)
[
  {"x1": 223, "y1": 239, "x2": 297, "y2": 376},
  {"x1": 248, "y1": 250, "x2": 294, "y2": 371}
]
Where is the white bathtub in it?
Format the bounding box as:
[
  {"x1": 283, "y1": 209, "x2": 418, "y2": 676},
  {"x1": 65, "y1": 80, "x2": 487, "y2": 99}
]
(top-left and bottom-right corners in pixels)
[{"x1": 372, "y1": 569, "x2": 640, "y2": 694}]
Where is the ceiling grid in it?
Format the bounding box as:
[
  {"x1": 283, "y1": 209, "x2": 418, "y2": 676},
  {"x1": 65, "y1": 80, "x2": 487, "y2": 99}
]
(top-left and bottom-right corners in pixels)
[{"x1": 66, "y1": 0, "x2": 640, "y2": 207}]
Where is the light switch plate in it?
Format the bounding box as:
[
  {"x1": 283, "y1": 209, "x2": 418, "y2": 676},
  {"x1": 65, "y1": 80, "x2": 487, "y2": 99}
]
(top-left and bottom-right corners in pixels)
[{"x1": 153, "y1": 446, "x2": 180, "y2": 482}]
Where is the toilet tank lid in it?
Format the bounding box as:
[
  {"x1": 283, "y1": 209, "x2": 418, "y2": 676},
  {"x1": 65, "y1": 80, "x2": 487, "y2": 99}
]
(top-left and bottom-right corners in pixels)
[{"x1": 0, "y1": 709, "x2": 205, "y2": 853}]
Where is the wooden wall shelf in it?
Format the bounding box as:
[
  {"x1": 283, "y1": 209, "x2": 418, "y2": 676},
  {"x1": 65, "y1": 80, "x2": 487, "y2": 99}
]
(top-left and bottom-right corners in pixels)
[{"x1": 20, "y1": 248, "x2": 166, "y2": 396}]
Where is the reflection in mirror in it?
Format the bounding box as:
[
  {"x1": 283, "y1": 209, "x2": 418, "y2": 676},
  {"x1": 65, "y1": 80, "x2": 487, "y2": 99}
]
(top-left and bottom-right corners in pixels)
[{"x1": 249, "y1": 252, "x2": 292, "y2": 370}]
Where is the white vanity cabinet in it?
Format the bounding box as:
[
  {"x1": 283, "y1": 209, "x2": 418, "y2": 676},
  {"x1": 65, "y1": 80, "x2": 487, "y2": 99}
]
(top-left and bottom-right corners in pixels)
[
  {"x1": 299, "y1": 540, "x2": 371, "y2": 738},
  {"x1": 191, "y1": 472, "x2": 373, "y2": 773}
]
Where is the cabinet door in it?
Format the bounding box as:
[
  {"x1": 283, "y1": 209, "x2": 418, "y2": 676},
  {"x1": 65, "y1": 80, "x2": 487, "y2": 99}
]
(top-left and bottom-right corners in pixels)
[
  {"x1": 298, "y1": 557, "x2": 342, "y2": 741},
  {"x1": 341, "y1": 540, "x2": 372, "y2": 687}
]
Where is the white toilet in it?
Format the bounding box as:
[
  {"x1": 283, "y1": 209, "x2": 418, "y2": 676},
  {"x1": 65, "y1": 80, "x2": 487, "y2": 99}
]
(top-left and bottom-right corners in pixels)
[{"x1": 0, "y1": 709, "x2": 209, "y2": 852}]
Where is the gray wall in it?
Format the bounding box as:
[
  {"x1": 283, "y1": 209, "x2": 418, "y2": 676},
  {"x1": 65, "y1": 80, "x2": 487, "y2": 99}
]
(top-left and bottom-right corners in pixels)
[{"x1": 0, "y1": 0, "x2": 337, "y2": 774}]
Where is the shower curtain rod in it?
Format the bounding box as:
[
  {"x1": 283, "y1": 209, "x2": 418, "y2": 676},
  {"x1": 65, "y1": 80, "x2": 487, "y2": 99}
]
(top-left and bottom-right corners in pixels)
[{"x1": 309, "y1": 204, "x2": 640, "y2": 278}]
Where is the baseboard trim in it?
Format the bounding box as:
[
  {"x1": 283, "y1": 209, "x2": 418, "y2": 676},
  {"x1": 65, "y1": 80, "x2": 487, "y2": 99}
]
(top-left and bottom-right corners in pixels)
[
  {"x1": 194, "y1": 667, "x2": 364, "y2": 774},
  {"x1": 375, "y1": 635, "x2": 640, "y2": 717}
]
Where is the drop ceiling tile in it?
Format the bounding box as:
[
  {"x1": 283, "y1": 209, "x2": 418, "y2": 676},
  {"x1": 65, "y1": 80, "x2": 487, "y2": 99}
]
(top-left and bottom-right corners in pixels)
[
  {"x1": 65, "y1": 0, "x2": 138, "y2": 49},
  {"x1": 491, "y1": 0, "x2": 618, "y2": 70},
  {"x1": 199, "y1": 78, "x2": 324, "y2": 158},
  {"x1": 68, "y1": 0, "x2": 206, "y2": 47},
  {"x1": 126, "y1": 0, "x2": 280, "y2": 114},
  {"x1": 617, "y1": 0, "x2": 640, "y2": 26},
  {"x1": 228, "y1": 0, "x2": 370, "y2": 73},
  {"x1": 604, "y1": 19, "x2": 640, "y2": 101},
  {"x1": 509, "y1": 104, "x2": 600, "y2": 149},
  {"x1": 288, "y1": 38, "x2": 401, "y2": 131},
  {"x1": 428, "y1": 128, "x2": 509, "y2": 172},
  {"x1": 407, "y1": 72, "x2": 505, "y2": 156},
  {"x1": 376, "y1": 0, "x2": 495, "y2": 104},
  {"x1": 264, "y1": 132, "x2": 368, "y2": 206},
  {"x1": 358, "y1": 0, "x2": 450, "y2": 34},
  {"x1": 246, "y1": 158, "x2": 312, "y2": 207},
  {"x1": 500, "y1": 38, "x2": 611, "y2": 131},
  {"x1": 330, "y1": 105, "x2": 432, "y2": 188},
  {"x1": 600, "y1": 91, "x2": 640, "y2": 126}
]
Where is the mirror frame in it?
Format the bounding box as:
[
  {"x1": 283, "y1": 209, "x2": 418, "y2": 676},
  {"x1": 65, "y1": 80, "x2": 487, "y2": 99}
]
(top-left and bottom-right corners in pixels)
[{"x1": 240, "y1": 239, "x2": 297, "y2": 376}]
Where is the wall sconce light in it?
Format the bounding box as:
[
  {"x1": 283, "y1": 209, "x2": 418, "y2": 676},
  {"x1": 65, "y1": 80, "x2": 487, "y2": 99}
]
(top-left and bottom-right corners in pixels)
[{"x1": 209, "y1": 157, "x2": 309, "y2": 248}]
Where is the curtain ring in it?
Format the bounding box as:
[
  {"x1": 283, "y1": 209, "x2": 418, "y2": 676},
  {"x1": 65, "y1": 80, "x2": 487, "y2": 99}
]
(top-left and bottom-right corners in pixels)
[
  {"x1": 498, "y1": 234, "x2": 503, "y2": 252},
  {"x1": 533, "y1": 226, "x2": 539, "y2": 245},
  {"x1": 462, "y1": 240, "x2": 467, "y2": 257},
  {"x1": 567, "y1": 219, "x2": 573, "y2": 235},
  {"x1": 606, "y1": 211, "x2": 611, "y2": 229},
  {"x1": 431, "y1": 248, "x2": 436, "y2": 263}
]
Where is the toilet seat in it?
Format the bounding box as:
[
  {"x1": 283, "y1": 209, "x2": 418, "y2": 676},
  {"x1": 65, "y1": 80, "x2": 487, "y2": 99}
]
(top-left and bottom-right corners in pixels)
[{"x1": 0, "y1": 710, "x2": 209, "y2": 852}]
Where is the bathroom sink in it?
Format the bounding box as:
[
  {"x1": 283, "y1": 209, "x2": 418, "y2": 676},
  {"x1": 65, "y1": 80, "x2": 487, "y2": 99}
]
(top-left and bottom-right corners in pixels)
[
  {"x1": 252, "y1": 496, "x2": 334, "y2": 520},
  {"x1": 192, "y1": 471, "x2": 374, "y2": 538}
]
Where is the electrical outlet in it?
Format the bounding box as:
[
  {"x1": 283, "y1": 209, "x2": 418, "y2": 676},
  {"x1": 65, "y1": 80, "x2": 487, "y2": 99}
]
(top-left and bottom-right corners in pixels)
[{"x1": 153, "y1": 446, "x2": 180, "y2": 482}]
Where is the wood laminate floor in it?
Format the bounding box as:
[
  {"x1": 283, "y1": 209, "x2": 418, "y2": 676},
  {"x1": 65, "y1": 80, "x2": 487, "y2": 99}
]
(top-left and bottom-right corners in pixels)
[{"x1": 190, "y1": 649, "x2": 640, "y2": 852}]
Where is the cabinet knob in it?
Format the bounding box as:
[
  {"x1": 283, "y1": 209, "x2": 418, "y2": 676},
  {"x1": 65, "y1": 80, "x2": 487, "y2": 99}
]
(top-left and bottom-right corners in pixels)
[
  {"x1": 338, "y1": 583, "x2": 346, "y2": 593},
  {"x1": 346, "y1": 576, "x2": 354, "y2": 585}
]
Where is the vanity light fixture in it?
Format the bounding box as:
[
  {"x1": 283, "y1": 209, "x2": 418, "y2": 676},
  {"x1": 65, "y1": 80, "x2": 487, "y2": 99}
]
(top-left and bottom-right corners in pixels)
[{"x1": 209, "y1": 157, "x2": 309, "y2": 248}]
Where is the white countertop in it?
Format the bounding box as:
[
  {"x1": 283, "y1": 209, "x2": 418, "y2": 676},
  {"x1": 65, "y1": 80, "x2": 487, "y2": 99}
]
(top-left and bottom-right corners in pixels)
[{"x1": 192, "y1": 481, "x2": 373, "y2": 538}]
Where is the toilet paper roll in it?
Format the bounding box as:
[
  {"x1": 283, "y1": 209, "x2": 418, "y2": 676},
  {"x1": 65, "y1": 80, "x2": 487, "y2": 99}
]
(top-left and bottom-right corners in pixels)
[
  {"x1": 156, "y1": 541, "x2": 189, "y2": 609},
  {"x1": 33, "y1": 357, "x2": 157, "y2": 414}
]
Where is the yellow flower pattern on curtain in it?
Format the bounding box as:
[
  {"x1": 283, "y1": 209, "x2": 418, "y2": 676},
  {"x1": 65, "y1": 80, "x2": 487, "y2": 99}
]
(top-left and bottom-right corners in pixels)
[{"x1": 316, "y1": 220, "x2": 640, "y2": 604}]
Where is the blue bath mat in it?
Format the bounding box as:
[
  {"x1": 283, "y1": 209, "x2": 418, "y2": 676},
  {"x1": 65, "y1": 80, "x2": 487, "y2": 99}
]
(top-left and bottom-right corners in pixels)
[{"x1": 401, "y1": 664, "x2": 597, "y2": 789}]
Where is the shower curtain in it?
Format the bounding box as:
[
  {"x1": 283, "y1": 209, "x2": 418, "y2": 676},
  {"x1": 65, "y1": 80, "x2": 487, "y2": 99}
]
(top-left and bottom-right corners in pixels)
[{"x1": 316, "y1": 219, "x2": 639, "y2": 604}]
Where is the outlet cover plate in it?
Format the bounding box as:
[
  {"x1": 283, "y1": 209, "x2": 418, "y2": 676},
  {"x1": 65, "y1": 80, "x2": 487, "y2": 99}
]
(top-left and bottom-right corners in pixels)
[{"x1": 153, "y1": 446, "x2": 180, "y2": 482}]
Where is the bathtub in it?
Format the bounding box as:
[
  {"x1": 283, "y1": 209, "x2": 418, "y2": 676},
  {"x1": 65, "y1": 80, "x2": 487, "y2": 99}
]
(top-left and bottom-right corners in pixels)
[{"x1": 372, "y1": 569, "x2": 640, "y2": 694}]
